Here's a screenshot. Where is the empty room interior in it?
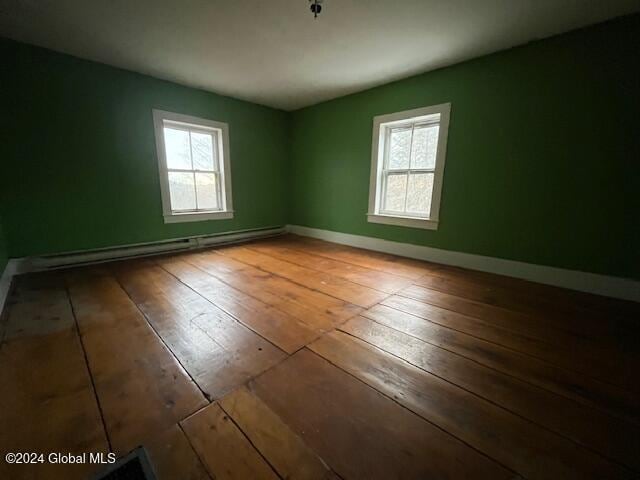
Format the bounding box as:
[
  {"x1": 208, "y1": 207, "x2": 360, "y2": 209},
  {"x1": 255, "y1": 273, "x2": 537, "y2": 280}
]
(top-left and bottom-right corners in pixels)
[{"x1": 1, "y1": 1, "x2": 639, "y2": 479}]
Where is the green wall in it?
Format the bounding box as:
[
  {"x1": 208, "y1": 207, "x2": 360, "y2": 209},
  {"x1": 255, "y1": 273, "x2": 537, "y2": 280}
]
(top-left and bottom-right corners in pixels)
[
  {"x1": 289, "y1": 15, "x2": 640, "y2": 279},
  {"x1": 0, "y1": 39, "x2": 290, "y2": 258}
]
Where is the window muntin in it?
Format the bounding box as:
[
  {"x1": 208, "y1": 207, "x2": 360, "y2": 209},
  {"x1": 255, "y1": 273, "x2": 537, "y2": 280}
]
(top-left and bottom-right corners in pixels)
[
  {"x1": 153, "y1": 110, "x2": 233, "y2": 223},
  {"x1": 368, "y1": 103, "x2": 450, "y2": 230}
]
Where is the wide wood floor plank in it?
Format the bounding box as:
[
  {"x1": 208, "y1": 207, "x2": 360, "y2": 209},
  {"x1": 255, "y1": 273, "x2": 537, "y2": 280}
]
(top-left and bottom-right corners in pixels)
[
  {"x1": 113, "y1": 261, "x2": 286, "y2": 400},
  {"x1": 66, "y1": 269, "x2": 207, "y2": 454},
  {"x1": 184, "y1": 250, "x2": 361, "y2": 331},
  {"x1": 383, "y1": 294, "x2": 638, "y2": 391},
  {"x1": 284, "y1": 235, "x2": 640, "y2": 321},
  {"x1": 181, "y1": 403, "x2": 279, "y2": 480},
  {"x1": 395, "y1": 286, "x2": 638, "y2": 380},
  {"x1": 414, "y1": 273, "x2": 638, "y2": 337},
  {"x1": 157, "y1": 256, "x2": 321, "y2": 354},
  {"x1": 401, "y1": 284, "x2": 637, "y2": 354},
  {"x1": 363, "y1": 304, "x2": 639, "y2": 424},
  {"x1": 340, "y1": 315, "x2": 640, "y2": 471},
  {"x1": 248, "y1": 240, "x2": 413, "y2": 294},
  {"x1": 399, "y1": 284, "x2": 606, "y2": 345},
  {"x1": 219, "y1": 386, "x2": 338, "y2": 479},
  {"x1": 0, "y1": 274, "x2": 109, "y2": 480},
  {"x1": 251, "y1": 349, "x2": 514, "y2": 479},
  {"x1": 219, "y1": 245, "x2": 388, "y2": 308},
  {"x1": 309, "y1": 330, "x2": 632, "y2": 480},
  {"x1": 276, "y1": 235, "x2": 438, "y2": 279},
  {"x1": 421, "y1": 261, "x2": 640, "y2": 320}
]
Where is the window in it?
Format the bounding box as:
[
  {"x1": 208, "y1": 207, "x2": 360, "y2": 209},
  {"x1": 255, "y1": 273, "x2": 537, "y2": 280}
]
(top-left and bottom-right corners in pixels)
[
  {"x1": 367, "y1": 103, "x2": 450, "y2": 230},
  {"x1": 153, "y1": 110, "x2": 233, "y2": 223}
]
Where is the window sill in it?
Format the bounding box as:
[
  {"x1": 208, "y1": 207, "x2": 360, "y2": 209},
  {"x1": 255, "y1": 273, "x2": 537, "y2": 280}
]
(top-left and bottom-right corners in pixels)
[
  {"x1": 164, "y1": 210, "x2": 234, "y2": 224},
  {"x1": 366, "y1": 213, "x2": 438, "y2": 230}
]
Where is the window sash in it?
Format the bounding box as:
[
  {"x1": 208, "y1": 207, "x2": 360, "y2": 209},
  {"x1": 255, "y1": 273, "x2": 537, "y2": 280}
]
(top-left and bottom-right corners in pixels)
[
  {"x1": 380, "y1": 172, "x2": 433, "y2": 218},
  {"x1": 379, "y1": 121, "x2": 439, "y2": 217},
  {"x1": 163, "y1": 123, "x2": 220, "y2": 171},
  {"x1": 163, "y1": 122, "x2": 223, "y2": 213},
  {"x1": 167, "y1": 170, "x2": 223, "y2": 213}
]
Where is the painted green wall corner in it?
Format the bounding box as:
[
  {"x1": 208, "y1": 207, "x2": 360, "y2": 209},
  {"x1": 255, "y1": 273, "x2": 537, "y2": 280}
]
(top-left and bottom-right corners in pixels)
[
  {"x1": 289, "y1": 14, "x2": 640, "y2": 280},
  {"x1": 0, "y1": 38, "x2": 290, "y2": 258},
  {"x1": 0, "y1": 215, "x2": 7, "y2": 277}
]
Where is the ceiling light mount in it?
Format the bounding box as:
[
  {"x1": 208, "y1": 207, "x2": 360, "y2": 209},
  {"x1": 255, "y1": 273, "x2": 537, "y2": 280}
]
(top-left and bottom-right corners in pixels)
[{"x1": 309, "y1": 0, "x2": 323, "y2": 19}]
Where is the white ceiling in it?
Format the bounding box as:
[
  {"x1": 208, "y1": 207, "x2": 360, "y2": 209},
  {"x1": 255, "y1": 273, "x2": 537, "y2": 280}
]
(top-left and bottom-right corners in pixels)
[{"x1": 0, "y1": 1, "x2": 638, "y2": 111}]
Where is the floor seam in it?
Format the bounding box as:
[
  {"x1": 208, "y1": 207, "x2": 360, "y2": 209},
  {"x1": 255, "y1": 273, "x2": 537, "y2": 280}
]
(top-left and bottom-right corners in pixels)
[
  {"x1": 177, "y1": 422, "x2": 216, "y2": 480},
  {"x1": 217, "y1": 402, "x2": 285, "y2": 480},
  {"x1": 111, "y1": 271, "x2": 213, "y2": 403},
  {"x1": 64, "y1": 281, "x2": 114, "y2": 454},
  {"x1": 276, "y1": 236, "x2": 427, "y2": 280},
  {"x1": 152, "y1": 259, "x2": 288, "y2": 356},
  {"x1": 243, "y1": 242, "x2": 411, "y2": 295},
  {"x1": 215, "y1": 247, "x2": 390, "y2": 310}
]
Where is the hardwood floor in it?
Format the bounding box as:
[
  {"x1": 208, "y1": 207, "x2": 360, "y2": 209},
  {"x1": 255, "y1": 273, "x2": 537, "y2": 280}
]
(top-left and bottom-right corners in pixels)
[{"x1": 0, "y1": 235, "x2": 638, "y2": 479}]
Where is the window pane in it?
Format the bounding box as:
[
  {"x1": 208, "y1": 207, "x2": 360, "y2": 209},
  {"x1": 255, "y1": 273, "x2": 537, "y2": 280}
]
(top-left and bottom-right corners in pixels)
[
  {"x1": 388, "y1": 127, "x2": 411, "y2": 169},
  {"x1": 195, "y1": 172, "x2": 219, "y2": 210},
  {"x1": 191, "y1": 131, "x2": 215, "y2": 171},
  {"x1": 406, "y1": 173, "x2": 434, "y2": 216},
  {"x1": 384, "y1": 173, "x2": 408, "y2": 212},
  {"x1": 168, "y1": 171, "x2": 196, "y2": 211},
  {"x1": 411, "y1": 124, "x2": 439, "y2": 169},
  {"x1": 164, "y1": 128, "x2": 191, "y2": 170}
]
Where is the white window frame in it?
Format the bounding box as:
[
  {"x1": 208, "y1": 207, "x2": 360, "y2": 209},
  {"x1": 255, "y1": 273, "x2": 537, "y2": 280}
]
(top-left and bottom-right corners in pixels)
[
  {"x1": 367, "y1": 103, "x2": 451, "y2": 230},
  {"x1": 153, "y1": 109, "x2": 233, "y2": 224}
]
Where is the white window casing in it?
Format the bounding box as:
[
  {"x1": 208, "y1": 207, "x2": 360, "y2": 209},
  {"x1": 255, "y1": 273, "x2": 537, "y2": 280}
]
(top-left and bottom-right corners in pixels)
[
  {"x1": 153, "y1": 109, "x2": 234, "y2": 223},
  {"x1": 367, "y1": 103, "x2": 451, "y2": 230}
]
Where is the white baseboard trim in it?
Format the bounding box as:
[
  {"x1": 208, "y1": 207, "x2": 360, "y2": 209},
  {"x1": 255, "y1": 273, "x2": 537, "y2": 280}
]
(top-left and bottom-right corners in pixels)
[
  {"x1": 287, "y1": 224, "x2": 640, "y2": 303},
  {"x1": 0, "y1": 225, "x2": 286, "y2": 315},
  {"x1": 0, "y1": 259, "x2": 22, "y2": 317}
]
